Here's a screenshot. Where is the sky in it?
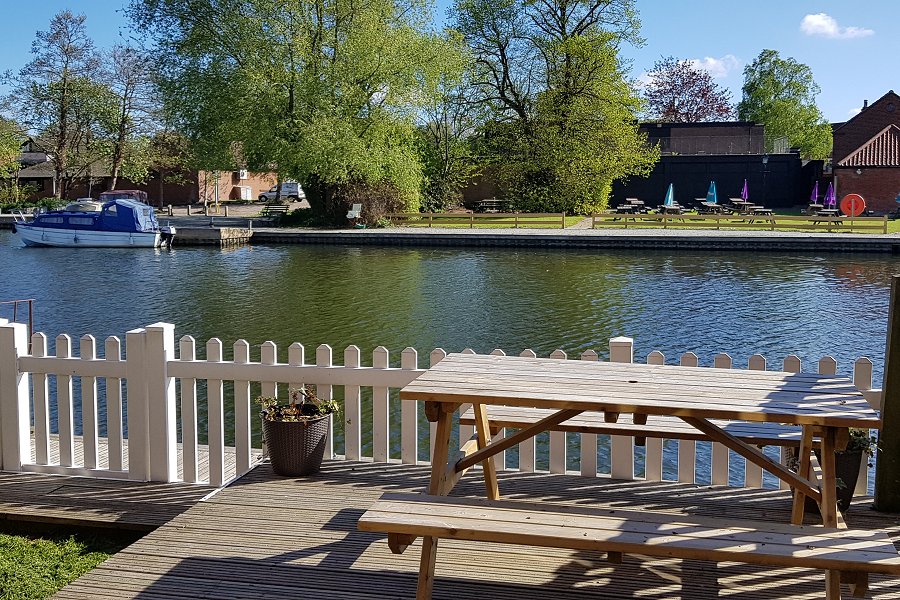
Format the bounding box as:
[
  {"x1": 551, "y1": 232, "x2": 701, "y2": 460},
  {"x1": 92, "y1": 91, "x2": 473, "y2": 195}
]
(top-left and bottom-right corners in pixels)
[{"x1": 1, "y1": 0, "x2": 896, "y2": 123}]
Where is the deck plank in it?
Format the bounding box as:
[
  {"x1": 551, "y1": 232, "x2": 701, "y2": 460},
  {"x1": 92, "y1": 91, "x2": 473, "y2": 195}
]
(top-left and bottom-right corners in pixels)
[
  {"x1": 52, "y1": 460, "x2": 900, "y2": 598},
  {"x1": 0, "y1": 471, "x2": 217, "y2": 530}
]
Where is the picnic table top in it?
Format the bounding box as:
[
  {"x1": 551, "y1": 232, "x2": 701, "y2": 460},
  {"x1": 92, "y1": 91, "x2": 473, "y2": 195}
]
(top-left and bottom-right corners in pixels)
[{"x1": 401, "y1": 353, "x2": 880, "y2": 428}]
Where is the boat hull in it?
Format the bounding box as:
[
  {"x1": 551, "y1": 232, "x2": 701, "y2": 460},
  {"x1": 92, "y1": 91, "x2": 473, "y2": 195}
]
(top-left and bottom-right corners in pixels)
[{"x1": 15, "y1": 224, "x2": 162, "y2": 248}]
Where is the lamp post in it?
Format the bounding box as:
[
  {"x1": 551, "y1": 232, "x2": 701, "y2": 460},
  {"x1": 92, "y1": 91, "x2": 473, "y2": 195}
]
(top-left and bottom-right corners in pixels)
[{"x1": 762, "y1": 155, "x2": 769, "y2": 205}]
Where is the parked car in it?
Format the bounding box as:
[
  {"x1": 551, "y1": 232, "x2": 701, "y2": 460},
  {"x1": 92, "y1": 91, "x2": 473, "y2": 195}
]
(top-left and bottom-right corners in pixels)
[{"x1": 259, "y1": 182, "x2": 305, "y2": 202}]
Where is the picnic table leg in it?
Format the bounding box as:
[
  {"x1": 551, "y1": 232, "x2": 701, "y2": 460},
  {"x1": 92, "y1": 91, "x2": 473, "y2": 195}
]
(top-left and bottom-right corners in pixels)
[
  {"x1": 820, "y1": 427, "x2": 842, "y2": 600},
  {"x1": 819, "y1": 427, "x2": 839, "y2": 527},
  {"x1": 791, "y1": 425, "x2": 815, "y2": 524},
  {"x1": 417, "y1": 403, "x2": 454, "y2": 600},
  {"x1": 472, "y1": 403, "x2": 500, "y2": 500}
]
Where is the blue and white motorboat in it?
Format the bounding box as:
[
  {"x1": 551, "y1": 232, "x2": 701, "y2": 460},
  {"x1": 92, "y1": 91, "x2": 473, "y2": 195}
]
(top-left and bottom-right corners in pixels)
[{"x1": 12, "y1": 190, "x2": 176, "y2": 248}]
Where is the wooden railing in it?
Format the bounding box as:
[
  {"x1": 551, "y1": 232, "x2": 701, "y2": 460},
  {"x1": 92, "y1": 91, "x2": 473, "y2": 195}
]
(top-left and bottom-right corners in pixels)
[
  {"x1": 591, "y1": 213, "x2": 889, "y2": 233},
  {"x1": 387, "y1": 212, "x2": 566, "y2": 229},
  {"x1": 0, "y1": 320, "x2": 882, "y2": 497}
]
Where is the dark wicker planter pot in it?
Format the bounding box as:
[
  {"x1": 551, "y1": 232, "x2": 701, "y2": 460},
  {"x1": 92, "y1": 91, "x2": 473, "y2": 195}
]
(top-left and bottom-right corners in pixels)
[{"x1": 262, "y1": 415, "x2": 329, "y2": 476}]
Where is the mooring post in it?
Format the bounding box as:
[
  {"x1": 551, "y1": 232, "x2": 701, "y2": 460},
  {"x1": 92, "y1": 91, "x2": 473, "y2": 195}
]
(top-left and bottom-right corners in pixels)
[{"x1": 875, "y1": 275, "x2": 900, "y2": 511}]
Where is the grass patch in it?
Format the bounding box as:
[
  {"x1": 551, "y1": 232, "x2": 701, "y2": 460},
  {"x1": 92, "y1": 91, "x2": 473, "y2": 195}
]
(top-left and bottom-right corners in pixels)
[{"x1": 0, "y1": 523, "x2": 140, "y2": 599}]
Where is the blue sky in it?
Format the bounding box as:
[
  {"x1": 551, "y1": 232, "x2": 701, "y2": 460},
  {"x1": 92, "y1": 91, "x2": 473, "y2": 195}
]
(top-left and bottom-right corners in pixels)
[{"x1": 2, "y1": 1, "x2": 896, "y2": 123}]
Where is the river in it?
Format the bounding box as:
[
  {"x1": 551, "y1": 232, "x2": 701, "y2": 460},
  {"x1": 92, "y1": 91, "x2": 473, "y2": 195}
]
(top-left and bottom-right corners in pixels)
[{"x1": 1, "y1": 231, "x2": 897, "y2": 482}]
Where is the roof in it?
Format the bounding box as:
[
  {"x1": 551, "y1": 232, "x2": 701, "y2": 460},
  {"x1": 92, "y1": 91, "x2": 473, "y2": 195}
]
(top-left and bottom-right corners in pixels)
[
  {"x1": 17, "y1": 161, "x2": 54, "y2": 178},
  {"x1": 833, "y1": 90, "x2": 900, "y2": 134},
  {"x1": 836, "y1": 124, "x2": 900, "y2": 167}
]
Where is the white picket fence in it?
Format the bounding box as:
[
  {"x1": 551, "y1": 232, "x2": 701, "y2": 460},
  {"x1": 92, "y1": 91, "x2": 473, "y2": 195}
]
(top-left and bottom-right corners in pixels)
[{"x1": 0, "y1": 320, "x2": 883, "y2": 495}]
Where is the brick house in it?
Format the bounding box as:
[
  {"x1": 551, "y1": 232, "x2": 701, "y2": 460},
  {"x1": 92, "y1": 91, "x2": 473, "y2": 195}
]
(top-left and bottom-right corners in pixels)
[
  {"x1": 832, "y1": 90, "x2": 900, "y2": 214},
  {"x1": 11, "y1": 140, "x2": 278, "y2": 206}
]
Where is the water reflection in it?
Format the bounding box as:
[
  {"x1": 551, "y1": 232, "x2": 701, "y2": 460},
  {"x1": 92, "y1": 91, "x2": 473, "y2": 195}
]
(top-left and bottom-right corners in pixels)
[
  {"x1": 3, "y1": 232, "x2": 896, "y2": 486},
  {"x1": 1, "y1": 232, "x2": 895, "y2": 383}
]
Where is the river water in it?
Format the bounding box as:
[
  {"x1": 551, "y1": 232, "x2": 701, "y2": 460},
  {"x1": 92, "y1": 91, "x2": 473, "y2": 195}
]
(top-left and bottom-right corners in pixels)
[{"x1": 1, "y1": 231, "x2": 897, "y2": 482}]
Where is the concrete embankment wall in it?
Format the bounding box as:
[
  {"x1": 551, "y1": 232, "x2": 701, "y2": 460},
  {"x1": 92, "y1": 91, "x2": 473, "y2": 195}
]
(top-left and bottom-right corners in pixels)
[{"x1": 251, "y1": 229, "x2": 900, "y2": 253}]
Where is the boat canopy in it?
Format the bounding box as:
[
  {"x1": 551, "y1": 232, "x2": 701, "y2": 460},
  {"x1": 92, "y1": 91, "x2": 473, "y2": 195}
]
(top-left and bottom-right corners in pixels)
[{"x1": 100, "y1": 199, "x2": 159, "y2": 232}]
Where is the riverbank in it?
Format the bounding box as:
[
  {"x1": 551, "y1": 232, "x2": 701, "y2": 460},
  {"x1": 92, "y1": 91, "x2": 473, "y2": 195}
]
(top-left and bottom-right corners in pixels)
[
  {"x1": 248, "y1": 226, "x2": 900, "y2": 253},
  {"x1": 3, "y1": 213, "x2": 899, "y2": 252}
]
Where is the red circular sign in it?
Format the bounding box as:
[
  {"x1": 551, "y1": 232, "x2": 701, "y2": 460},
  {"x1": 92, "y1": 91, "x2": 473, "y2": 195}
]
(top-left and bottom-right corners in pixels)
[{"x1": 840, "y1": 194, "x2": 866, "y2": 217}]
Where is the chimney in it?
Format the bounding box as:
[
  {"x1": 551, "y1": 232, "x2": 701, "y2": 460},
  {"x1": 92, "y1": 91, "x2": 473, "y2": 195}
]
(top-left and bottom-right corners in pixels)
[{"x1": 863, "y1": 99, "x2": 868, "y2": 110}]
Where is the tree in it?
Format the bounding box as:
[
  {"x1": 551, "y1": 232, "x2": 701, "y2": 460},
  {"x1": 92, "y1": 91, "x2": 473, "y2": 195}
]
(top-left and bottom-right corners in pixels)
[
  {"x1": 642, "y1": 56, "x2": 733, "y2": 122},
  {"x1": 3, "y1": 11, "x2": 115, "y2": 198},
  {"x1": 738, "y1": 49, "x2": 832, "y2": 159},
  {"x1": 453, "y1": 0, "x2": 657, "y2": 214},
  {"x1": 147, "y1": 129, "x2": 192, "y2": 207},
  {"x1": 0, "y1": 118, "x2": 23, "y2": 177},
  {"x1": 104, "y1": 45, "x2": 157, "y2": 190},
  {"x1": 0, "y1": 118, "x2": 29, "y2": 204},
  {"x1": 418, "y1": 68, "x2": 485, "y2": 212},
  {"x1": 129, "y1": 0, "x2": 464, "y2": 223}
]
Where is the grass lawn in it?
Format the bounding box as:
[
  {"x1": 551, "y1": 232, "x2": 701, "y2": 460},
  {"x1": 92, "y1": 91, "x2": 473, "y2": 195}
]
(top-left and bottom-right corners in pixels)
[{"x1": 0, "y1": 525, "x2": 138, "y2": 599}]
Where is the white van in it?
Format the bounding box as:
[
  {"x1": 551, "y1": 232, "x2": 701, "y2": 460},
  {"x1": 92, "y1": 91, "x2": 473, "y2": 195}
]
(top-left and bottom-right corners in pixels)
[{"x1": 259, "y1": 182, "x2": 305, "y2": 202}]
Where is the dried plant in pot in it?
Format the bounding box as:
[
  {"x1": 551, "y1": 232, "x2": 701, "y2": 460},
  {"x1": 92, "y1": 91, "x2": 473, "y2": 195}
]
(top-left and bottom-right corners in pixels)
[{"x1": 256, "y1": 387, "x2": 340, "y2": 477}]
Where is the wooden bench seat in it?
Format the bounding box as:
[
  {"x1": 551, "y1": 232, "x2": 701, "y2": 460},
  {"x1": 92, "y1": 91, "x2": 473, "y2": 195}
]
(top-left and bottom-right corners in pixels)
[
  {"x1": 459, "y1": 405, "x2": 812, "y2": 447},
  {"x1": 260, "y1": 203, "x2": 289, "y2": 216},
  {"x1": 359, "y1": 493, "x2": 900, "y2": 599}
]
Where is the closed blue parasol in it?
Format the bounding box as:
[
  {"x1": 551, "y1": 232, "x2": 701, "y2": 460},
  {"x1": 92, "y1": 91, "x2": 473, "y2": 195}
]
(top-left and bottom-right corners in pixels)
[
  {"x1": 664, "y1": 183, "x2": 675, "y2": 206},
  {"x1": 740, "y1": 179, "x2": 749, "y2": 201},
  {"x1": 707, "y1": 181, "x2": 718, "y2": 204},
  {"x1": 810, "y1": 181, "x2": 819, "y2": 204}
]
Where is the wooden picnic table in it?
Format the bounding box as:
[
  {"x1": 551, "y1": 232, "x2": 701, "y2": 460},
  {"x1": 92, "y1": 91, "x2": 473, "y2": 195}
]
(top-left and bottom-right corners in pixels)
[
  {"x1": 728, "y1": 199, "x2": 755, "y2": 214},
  {"x1": 698, "y1": 201, "x2": 726, "y2": 214},
  {"x1": 384, "y1": 353, "x2": 883, "y2": 598},
  {"x1": 657, "y1": 204, "x2": 683, "y2": 215}
]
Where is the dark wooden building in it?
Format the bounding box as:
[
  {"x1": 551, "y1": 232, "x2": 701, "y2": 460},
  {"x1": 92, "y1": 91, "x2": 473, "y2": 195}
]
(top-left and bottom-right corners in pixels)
[{"x1": 612, "y1": 122, "x2": 818, "y2": 209}]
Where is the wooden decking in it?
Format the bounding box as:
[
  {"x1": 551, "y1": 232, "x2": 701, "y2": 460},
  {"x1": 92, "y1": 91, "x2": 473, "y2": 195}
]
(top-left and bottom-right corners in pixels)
[
  {"x1": 52, "y1": 461, "x2": 900, "y2": 599},
  {"x1": 0, "y1": 471, "x2": 216, "y2": 530}
]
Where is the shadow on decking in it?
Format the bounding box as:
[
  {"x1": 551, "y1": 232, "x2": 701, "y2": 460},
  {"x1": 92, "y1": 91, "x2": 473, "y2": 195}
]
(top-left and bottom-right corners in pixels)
[{"x1": 54, "y1": 461, "x2": 900, "y2": 599}]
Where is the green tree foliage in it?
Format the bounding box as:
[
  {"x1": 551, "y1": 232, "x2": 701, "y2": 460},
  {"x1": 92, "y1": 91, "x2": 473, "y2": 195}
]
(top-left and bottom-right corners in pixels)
[
  {"x1": 418, "y1": 65, "x2": 484, "y2": 212},
  {"x1": 130, "y1": 0, "x2": 464, "y2": 223},
  {"x1": 0, "y1": 118, "x2": 30, "y2": 205},
  {"x1": 454, "y1": 0, "x2": 656, "y2": 214},
  {"x1": 0, "y1": 118, "x2": 23, "y2": 177},
  {"x1": 738, "y1": 49, "x2": 832, "y2": 160}
]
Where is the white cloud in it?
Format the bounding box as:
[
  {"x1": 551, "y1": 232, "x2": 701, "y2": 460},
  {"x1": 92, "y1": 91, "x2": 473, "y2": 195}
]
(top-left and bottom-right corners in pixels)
[
  {"x1": 848, "y1": 107, "x2": 861, "y2": 117},
  {"x1": 634, "y1": 71, "x2": 653, "y2": 89},
  {"x1": 688, "y1": 55, "x2": 740, "y2": 79},
  {"x1": 801, "y1": 13, "x2": 873, "y2": 39}
]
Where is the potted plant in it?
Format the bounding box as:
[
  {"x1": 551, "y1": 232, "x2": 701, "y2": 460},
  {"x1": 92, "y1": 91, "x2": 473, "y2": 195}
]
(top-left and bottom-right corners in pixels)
[
  {"x1": 805, "y1": 428, "x2": 875, "y2": 513},
  {"x1": 256, "y1": 387, "x2": 340, "y2": 476}
]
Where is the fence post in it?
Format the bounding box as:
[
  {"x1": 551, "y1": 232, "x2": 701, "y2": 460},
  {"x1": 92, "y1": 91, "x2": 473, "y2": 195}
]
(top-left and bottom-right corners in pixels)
[
  {"x1": 608, "y1": 337, "x2": 634, "y2": 481},
  {"x1": 609, "y1": 336, "x2": 633, "y2": 364},
  {"x1": 875, "y1": 275, "x2": 900, "y2": 511},
  {"x1": 145, "y1": 323, "x2": 177, "y2": 482},
  {"x1": 0, "y1": 322, "x2": 30, "y2": 471},
  {"x1": 125, "y1": 327, "x2": 151, "y2": 481}
]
